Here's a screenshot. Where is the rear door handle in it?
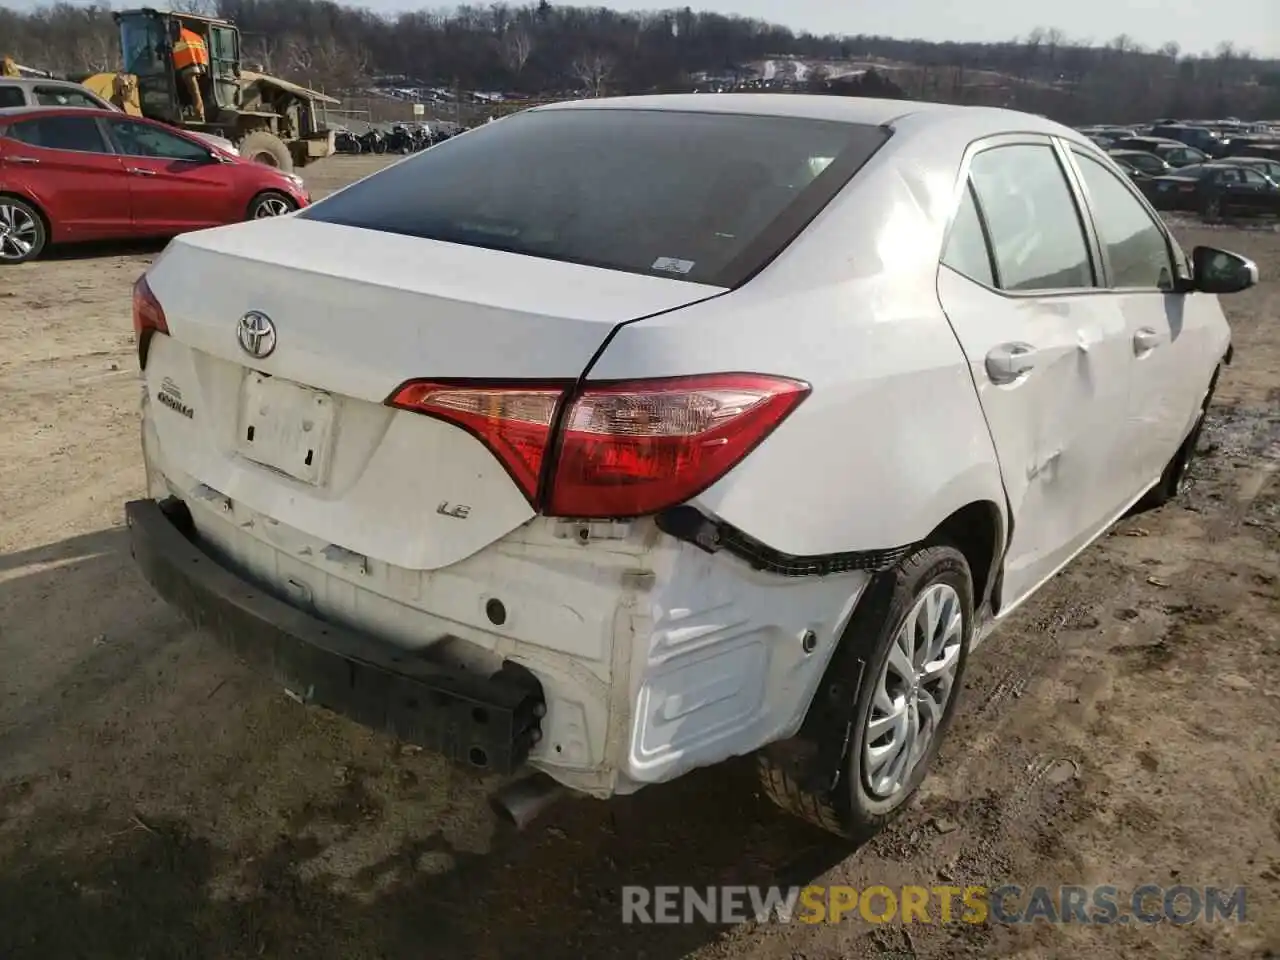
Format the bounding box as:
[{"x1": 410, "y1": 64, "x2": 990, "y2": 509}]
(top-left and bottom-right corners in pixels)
[
  {"x1": 985, "y1": 342, "x2": 1038, "y2": 385},
  {"x1": 10, "y1": 157, "x2": 40, "y2": 165},
  {"x1": 1133, "y1": 327, "x2": 1164, "y2": 354},
  {"x1": 126, "y1": 167, "x2": 157, "y2": 176}
]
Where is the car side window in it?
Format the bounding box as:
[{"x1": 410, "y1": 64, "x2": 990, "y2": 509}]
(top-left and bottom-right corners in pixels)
[
  {"x1": 33, "y1": 86, "x2": 101, "y2": 109},
  {"x1": 7, "y1": 116, "x2": 109, "y2": 153},
  {"x1": 1072, "y1": 153, "x2": 1174, "y2": 290},
  {"x1": 941, "y1": 181, "x2": 996, "y2": 287},
  {"x1": 110, "y1": 120, "x2": 209, "y2": 161},
  {"x1": 1240, "y1": 169, "x2": 1268, "y2": 185},
  {"x1": 0, "y1": 86, "x2": 25, "y2": 108},
  {"x1": 968, "y1": 144, "x2": 1094, "y2": 292}
]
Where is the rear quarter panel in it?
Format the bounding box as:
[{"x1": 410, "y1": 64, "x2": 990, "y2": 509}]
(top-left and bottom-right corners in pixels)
[{"x1": 588, "y1": 117, "x2": 1009, "y2": 557}]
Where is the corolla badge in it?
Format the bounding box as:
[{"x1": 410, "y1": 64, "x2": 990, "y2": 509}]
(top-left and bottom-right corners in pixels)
[{"x1": 237, "y1": 311, "x2": 277, "y2": 359}]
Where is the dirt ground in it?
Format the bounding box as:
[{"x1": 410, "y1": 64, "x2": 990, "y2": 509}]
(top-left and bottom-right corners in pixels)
[{"x1": 0, "y1": 155, "x2": 1277, "y2": 960}]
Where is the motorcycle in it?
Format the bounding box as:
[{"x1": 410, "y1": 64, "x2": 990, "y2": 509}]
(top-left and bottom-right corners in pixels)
[
  {"x1": 358, "y1": 129, "x2": 388, "y2": 155},
  {"x1": 335, "y1": 130, "x2": 363, "y2": 154}
]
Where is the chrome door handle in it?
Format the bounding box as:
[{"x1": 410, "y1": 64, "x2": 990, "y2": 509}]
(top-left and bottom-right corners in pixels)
[
  {"x1": 1133, "y1": 327, "x2": 1163, "y2": 354},
  {"x1": 126, "y1": 167, "x2": 157, "y2": 176},
  {"x1": 10, "y1": 157, "x2": 40, "y2": 165},
  {"x1": 985, "y1": 342, "x2": 1038, "y2": 385}
]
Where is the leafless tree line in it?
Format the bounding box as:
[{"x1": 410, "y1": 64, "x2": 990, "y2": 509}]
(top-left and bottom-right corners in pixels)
[{"x1": 2, "y1": 1, "x2": 1277, "y2": 122}]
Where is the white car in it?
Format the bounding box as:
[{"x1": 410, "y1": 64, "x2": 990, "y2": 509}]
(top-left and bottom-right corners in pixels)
[{"x1": 126, "y1": 94, "x2": 1254, "y2": 839}]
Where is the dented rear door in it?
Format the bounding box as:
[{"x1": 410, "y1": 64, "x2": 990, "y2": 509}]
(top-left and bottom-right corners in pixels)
[{"x1": 935, "y1": 139, "x2": 1140, "y2": 607}]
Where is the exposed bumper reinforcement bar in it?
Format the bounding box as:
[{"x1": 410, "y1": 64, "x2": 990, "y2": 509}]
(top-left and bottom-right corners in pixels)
[{"x1": 125, "y1": 497, "x2": 545, "y2": 775}]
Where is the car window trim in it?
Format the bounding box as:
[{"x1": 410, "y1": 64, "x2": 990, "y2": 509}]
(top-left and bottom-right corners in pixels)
[
  {"x1": 1060, "y1": 142, "x2": 1179, "y2": 293},
  {"x1": 938, "y1": 132, "x2": 1108, "y2": 300},
  {"x1": 939, "y1": 176, "x2": 1001, "y2": 288},
  {"x1": 6, "y1": 113, "x2": 116, "y2": 156}
]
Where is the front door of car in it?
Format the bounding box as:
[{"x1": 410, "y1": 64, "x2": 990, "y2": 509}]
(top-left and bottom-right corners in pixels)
[
  {"x1": 0, "y1": 115, "x2": 132, "y2": 240},
  {"x1": 1064, "y1": 147, "x2": 1220, "y2": 486},
  {"x1": 935, "y1": 137, "x2": 1138, "y2": 608},
  {"x1": 104, "y1": 117, "x2": 238, "y2": 234}
]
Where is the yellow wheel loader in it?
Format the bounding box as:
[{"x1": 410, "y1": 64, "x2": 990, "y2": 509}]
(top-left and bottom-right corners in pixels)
[{"x1": 5, "y1": 9, "x2": 338, "y2": 172}]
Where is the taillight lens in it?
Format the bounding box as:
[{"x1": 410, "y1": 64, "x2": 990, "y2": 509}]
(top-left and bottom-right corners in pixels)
[
  {"x1": 386, "y1": 373, "x2": 809, "y2": 518},
  {"x1": 132, "y1": 275, "x2": 169, "y2": 369},
  {"x1": 387, "y1": 382, "x2": 565, "y2": 502},
  {"x1": 548, "y1": 373, "x2": 809, "y2": 517}
]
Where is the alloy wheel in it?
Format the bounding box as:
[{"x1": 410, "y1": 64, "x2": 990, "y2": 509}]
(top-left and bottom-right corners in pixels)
[
  {"x1": 0, "y1": 204, "x2": 39, "y2": 261},
  {"x1": 253, "y1": 196, "x2": 293, "y2": 218},
  {"x1": 863, "y1": 582, "x2": 964, "y2": 799}
]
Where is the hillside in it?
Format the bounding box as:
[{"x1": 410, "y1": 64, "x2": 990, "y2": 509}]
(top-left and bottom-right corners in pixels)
[{"x1": 3, "y1": 1, "x2": 1279, "y2": 124}]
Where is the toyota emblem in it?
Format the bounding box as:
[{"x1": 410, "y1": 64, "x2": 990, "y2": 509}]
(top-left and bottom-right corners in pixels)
[{"x1": 237, "y1": 311, "x2": 277, "y2": 359}]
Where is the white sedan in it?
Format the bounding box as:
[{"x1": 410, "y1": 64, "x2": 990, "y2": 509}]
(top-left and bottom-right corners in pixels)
[{"x1": 125, "y1": 94, "x2": 1254, "y2": 839}]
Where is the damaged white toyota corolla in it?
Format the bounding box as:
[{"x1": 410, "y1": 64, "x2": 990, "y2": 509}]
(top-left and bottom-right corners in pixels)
[{"x1": 126, "y1": 94, "x2": 1254, "y2": 840}]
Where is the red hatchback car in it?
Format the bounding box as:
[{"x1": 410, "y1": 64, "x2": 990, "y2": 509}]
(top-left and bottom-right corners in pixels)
[{"x1": 0, "y1": 106, "x2": 310, "y2": 264}]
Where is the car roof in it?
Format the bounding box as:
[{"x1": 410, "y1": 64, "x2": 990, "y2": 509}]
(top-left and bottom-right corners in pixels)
[
  {"x1": 1109, "y1": 148, "x2": 1161, "y2": 157},
  {"x1": 0, "y1": 77, "x2": 82, "y2": 90},
  {"x1": 0, "y1": 104, "x2": 126, "y2": 120},
  {"x1": 533, "y1": 93, "x2": 1083, "y2": 140}
]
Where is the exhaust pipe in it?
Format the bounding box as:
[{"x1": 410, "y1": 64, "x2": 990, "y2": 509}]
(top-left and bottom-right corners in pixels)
[{"x1": 490, "y1": 772, "x2": 565, "y2": 830}]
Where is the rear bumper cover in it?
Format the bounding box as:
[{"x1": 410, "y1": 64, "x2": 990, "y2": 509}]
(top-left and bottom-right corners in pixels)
[{"x1": 124, "y1": 497, "x2": 545, "y2": 775}]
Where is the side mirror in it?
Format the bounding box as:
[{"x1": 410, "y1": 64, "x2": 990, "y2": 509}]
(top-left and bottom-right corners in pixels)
[{"x1": 1190, "y1": 246, "x2": 1258, "y2": 294}]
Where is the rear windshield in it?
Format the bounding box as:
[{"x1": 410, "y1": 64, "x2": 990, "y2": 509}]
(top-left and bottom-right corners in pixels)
[{"x1": 302, "y1": 107, "x2": 890, "y2": 287}]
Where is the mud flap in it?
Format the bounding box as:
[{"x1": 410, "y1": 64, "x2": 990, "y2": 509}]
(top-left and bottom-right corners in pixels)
[{"x1": 758, "y1": 571, "x2": 894, "y2": 801}]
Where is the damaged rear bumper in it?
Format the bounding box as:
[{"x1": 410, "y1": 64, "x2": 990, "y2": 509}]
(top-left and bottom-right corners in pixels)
[{"x1": 124, "y1": 497, "x2": 546, "y2": 775}]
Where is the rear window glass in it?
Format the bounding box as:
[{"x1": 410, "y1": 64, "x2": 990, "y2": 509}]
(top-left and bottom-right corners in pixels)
[
  {"x1": 33, "y1": 86, "x2": 102, "y2": 108},
  {"x1": 302, "y1": 108, "x2": 890, "y2": 287},
  {"x1": 0, "y1": 86, "x2": 26, "y2": 108}
]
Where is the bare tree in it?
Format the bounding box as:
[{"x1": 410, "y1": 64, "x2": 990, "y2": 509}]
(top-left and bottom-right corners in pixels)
[
  {"x1": 284, "y1": 34, "x2": 312, "y2": 78},
  {"x1": 169, "y1": 0, "x2": 220, "y2": 15},
  {"x1": 572, "y1": 50, "x2": 615, "y2": 96},
  {"x1": 501, "y1": 28, "x2": 534, "y2": 75},
  {"x1": 242, "y1": 35, "x2": 279, "y2": 74}
]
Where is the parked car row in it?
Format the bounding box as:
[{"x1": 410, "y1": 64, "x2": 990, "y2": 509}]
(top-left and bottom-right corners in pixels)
[
  {"x1": 1078, "y1": 117, "x2": 1280, "y2": 164},
  {"x1": 1075, "y1": 116, "x2": 1280, "y2": 219},
  {"x1": 0, "y1": 105, "x2": 309, "y2": 263}
]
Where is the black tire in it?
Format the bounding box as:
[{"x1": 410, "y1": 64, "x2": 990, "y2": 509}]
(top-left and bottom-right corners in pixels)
[
  {"x1": 1201, "y1": 194, "x2": 1223, "y2": 219},
  {"x1": 246, "y1": 190, "x2": 297, "y2": 220},
  {"x1": 1137, "y1": 364, "x2": 1221, "y2": 510},
  {"x1": 0, "y1": 196, "x2": 48, "y2": 265},
  {"x1": 237, "y1": 130, "x2": 294, "y2": 173},
  {"x1": 758, "y1": 544, "x2": 974, "y2": 841}
]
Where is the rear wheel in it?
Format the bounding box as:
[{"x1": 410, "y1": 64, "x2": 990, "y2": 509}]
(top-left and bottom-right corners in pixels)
[
  {"x1": 237, "y1": 131, "x2": 294, "y2": 173},
  {"x1": 247, "y1": 191, "x2": 297, "y2": 220},
  {"x1": 758, "y1": 544, "x2": 973, "y2": 841},
  {"x1": 1202, "y1": 194, "x2": 1224, "y2": 219},
  {"x1": 0, "y1": 197, "x2": 47, "y2": 264}
]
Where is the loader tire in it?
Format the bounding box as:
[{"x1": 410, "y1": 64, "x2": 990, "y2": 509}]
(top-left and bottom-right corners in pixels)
[{"x1": 238, "y1": 131, "x2": 293, "y2": 172}]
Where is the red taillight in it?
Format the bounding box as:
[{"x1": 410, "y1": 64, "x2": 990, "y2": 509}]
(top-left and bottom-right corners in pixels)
[
  {"x1": 388, "y1": 374, "x2": 809, "y2": 517},
  {"x1": 387, "y1": 381, "x2": 565, "y2": 501},
  {"x1": 547, "y1": 374, "x2": 809, "y2": 517},
  {"x1": 132, "y1": 275, "x2": 169, "y2": 369}
]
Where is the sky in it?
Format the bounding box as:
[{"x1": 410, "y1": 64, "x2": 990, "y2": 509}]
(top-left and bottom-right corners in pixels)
[{"x1": 6, "y1": 0, "x2": 1277, "y2": 57}]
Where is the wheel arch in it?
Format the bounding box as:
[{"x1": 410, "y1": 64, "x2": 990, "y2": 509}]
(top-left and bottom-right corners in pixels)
[
  {"x1": 0, "y1": 190, "x2": 52, "y2": 238},
  {"x1": 0, "y1": 189, "x2": 51, "y2": 234},
  {"x1": 927, "y1": 499, "x2": 1006, "y2": 615}
]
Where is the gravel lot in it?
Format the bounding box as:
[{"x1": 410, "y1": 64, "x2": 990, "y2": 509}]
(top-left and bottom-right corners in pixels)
[{"x1": 0, "y1": 155, "x2": 1277, "y2": 959}]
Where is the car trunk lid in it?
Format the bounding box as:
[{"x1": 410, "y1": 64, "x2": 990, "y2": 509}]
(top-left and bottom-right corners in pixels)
[{"x1": 142, "y1": 217, "x2": 723, "y2": 569}]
